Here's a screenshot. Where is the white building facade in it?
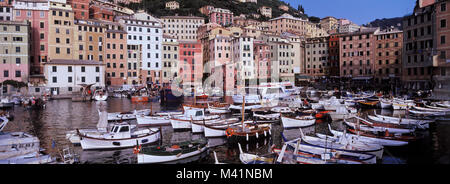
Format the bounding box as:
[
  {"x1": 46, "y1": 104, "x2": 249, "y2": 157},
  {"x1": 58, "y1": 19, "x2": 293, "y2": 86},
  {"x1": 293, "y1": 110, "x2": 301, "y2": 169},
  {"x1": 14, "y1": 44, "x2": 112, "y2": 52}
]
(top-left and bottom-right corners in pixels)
[{"x1": 44, "y1": 59, "x2": 105, "y2": 95}]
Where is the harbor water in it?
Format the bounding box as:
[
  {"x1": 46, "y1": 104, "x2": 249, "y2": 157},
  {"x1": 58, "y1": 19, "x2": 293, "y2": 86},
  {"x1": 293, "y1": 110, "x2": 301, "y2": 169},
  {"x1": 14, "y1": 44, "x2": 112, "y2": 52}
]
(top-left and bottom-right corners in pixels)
[{"x1": 2, "y1": 97, "x2": 450, "y2": 164}]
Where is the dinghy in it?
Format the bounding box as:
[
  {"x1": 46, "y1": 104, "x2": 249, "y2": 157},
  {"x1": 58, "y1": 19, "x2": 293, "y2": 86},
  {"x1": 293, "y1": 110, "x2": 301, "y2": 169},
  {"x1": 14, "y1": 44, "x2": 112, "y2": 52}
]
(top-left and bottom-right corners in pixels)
[
  {"x1": 170, "y1": 108, "x2": 220, "y2": 130},
  {"x1": 368, "y1": 113, "x2": 432, "y2": 129},
  {"x1": 328, "y1": 124, "x2": 408, "y2": 146},
  {"x1": 344, "y1": 118, "x2": 415, "y2": 134},
  {"x1": 238, "y1": 143, "x2": 274, "y2": 164},
  {"x1": 279, "y1": 135, "x2": 376, "y2": 164},
  {"x1": 93, "y1": 89, "x2": 108, "y2": 101},
  {"x1": 294, "y1": 129, "x2": 384, "y2": 159},
  {"x1": 136, "y1": 138, "x2": 208, "y2": 164},
  {"x1": 207, "y1": 103, "x2": 230, "y2": 114},
  {"x1": 107, "y1": 109, "x2": 151, "y2": 121},
  {"x1": 203, "y1": 118, "x2": 241, "y2": 137},
  {"x1": 136, "y1": 115, "x2": 171, "y2": 126},
  {"x1": 328, "y1": 106, "x2": 357, "y2": 121},
  {"x1": 281, "y1": 114, "x2": 315, "y2": 128}
]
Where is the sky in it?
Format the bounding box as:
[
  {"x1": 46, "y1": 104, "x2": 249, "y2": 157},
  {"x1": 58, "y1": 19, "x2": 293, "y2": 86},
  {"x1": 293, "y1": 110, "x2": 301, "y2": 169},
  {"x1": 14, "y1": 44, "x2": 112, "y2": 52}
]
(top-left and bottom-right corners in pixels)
[{"x1": 283, "y1": 0, "x2": 417, "y2": 25}]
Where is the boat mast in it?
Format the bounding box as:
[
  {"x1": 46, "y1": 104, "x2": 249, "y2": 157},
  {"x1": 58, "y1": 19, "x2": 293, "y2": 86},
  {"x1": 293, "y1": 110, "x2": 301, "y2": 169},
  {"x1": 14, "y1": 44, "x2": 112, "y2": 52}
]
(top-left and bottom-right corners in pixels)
[{"x1": 242, "y1": 95, "x2": 245, "y2": 132}]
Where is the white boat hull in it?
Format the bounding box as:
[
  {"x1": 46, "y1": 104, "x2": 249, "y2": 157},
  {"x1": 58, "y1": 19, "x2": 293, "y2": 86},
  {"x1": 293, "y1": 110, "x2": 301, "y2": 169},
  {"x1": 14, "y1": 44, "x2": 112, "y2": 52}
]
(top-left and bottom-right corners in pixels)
[
  {"x1": 94, "y1": 95, "x2": 108, "y2": 101},
  {"x1": 281, "y1": 116, "x2": 315, "y2": 128},
  {"x1": 380, "y1": 101, "x2": 392, "y2": 109},
  {"x1": 136, "y1": 116, "x2": 170, "y2": 125},
  {"x1": 79, "y1": 131, "x2": 160, "y2": 150},
  {"x1": 330, "y1": 128, "x2": 408, "y2": 146},
  {"x1": 137, "y1": 146, "x2": 208, "y2": 164}
]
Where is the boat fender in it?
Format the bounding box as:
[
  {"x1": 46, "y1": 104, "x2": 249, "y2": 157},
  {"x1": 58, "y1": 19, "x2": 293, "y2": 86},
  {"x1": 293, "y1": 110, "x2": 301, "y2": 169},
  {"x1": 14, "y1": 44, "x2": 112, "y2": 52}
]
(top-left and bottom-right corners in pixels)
[
  {"x1": 225, "y1": 128, "x2": 234, "y2": 137},
  {"x1": 246, "y1": 134, "x2": 249, "y2": 141},
  {"x1": 176, "y1": 153, "x2": 182, "y2": 157},
  {"x1": 264, "y1": 131, "x2": 267, "y2": 137},
  {"x1": 256, "y1": 132, "x2": 259, "y2": 139},
  {"x1": 133, "y1": 145, "x2": 142, "y2": 154}
]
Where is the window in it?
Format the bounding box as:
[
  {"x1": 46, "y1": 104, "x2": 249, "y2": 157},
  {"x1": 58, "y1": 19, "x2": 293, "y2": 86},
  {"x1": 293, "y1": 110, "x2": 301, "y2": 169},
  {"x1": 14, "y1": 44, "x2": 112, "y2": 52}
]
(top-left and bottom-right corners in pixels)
[
  {"x1": 441, "y1": 19, "x2": 447, "y2": 28},
  {"x1": 52, "y1": 76, "x2": 57, "y2": 83},
  {"x1": 81, "y1": 67, "x2": 85, "y2": 72},
  {"x1": 442, "y1": 3, "x2": 447, "y2": 12},
  {"x1": 16, "y1": 58, "x2": 21, "y2": 64},
  {"x1": 441, "y1": 35, "x2": 446, "y2": 44},
  {"x1": 68, "y1": 76, "x2": 72, "y2": 83},
  {"x1": 81, "y1": 77, "x2": 85, "y2": 82},
  {"x1": 96, "y1": 67, "x2": 100, "y2": 72},
  {"x1": 3, "y1": 70, "x2": 8, "y2": 77},
  {"x1": 96, "y1": 77, "x2": 100, "y2": 82},
  {"x1": 52, "y1": 66, "x2": 57, "y2": 72}
]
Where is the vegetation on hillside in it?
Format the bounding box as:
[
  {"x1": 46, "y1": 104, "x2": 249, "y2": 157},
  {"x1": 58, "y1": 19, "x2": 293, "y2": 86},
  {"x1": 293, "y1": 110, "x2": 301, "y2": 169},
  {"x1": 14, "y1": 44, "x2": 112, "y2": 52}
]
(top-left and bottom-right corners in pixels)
[{"x1": 121, "y1": 0, "x2": 308, "y2": 21}]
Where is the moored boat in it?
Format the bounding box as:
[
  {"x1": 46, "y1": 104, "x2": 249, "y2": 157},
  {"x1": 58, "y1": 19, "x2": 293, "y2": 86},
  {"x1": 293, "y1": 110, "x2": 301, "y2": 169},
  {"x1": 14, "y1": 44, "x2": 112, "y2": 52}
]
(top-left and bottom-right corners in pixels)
[
  {"x1": 281, "y1": 114, "x2": 315, "y2": 129},
  {"x1": 77, "y1": 123, "x2": 160, "y2": 150},
  {"x1": 136, "y1": 115, "x2": 170, "y2": 126},
  {"x1": 279, "y1": 134, "x2": 376, "y2": 164},
  {"x1": 238, "y1": 143, "x2": 274, "y2": 164},
  {"x1": 358, "y1": 100, "x2": 379, "y2": 108},
  {"x1": 136, "y1": 138, "x2": 208, "y2": 164},
  {"x1": 170, "y1": 108, "x2": 220, "y2": 131},
  {"x1": 344, "y1": 117, "x2": 415, "y2": 134},
  {"x1": 93, "y1": 88, "x2": 108, "y2": 101},
  {"x1": 368, "y1": 113, "x2": 432, "y2": 129},
  {"x1": 328, "y1": 125, "x2": 408, "y2": 146}
]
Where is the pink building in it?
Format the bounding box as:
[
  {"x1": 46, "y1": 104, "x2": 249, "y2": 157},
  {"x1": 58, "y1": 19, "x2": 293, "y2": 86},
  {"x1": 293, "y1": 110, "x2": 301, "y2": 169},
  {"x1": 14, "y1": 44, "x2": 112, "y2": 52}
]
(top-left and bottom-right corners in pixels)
[
  {"x1": 254, "y1": 40, "x2": 271, "y2": 81},
  {"x1": 207, "y1": 35, "x2": 235, "y2": 94},
  {"x1": 179, "y1": 40, "x2": 203, "y2": 87},
  {"x1": 0, "y1": 20, "x2": 30, "y2": 89},
  {"x1": 209, "y1": 8, "x2": 233, "y2": 27},
  {"x1": 13, "y1": 0, "x2": 49, "y2": 75}
]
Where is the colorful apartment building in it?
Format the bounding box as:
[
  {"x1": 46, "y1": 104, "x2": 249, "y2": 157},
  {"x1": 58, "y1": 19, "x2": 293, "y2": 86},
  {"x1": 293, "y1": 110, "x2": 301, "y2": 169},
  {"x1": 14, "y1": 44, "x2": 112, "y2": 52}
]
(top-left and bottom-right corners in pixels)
[
  {"x1": 13, "y1": 0, "x2": 50, "y2": 75},
  {"x1": 232, "y1": 36, "x2": 255, "y2": 87},
  {"x1": 73, "y1": 19, "x2": 106, "y2": 62},
  {"x1": 179, "y1": 40, "x2": 203, "y2": 88},
  {"x1": 402, "y1": 2, "x2": 436, "y2": 91},
  {"x1": 161, "y1": 15, "x2": 205, "y2": 41},
  {"x1": 89, "y1": 3, "x2": 114, "y2": 21},
  {"x1": 268, "y1": 13, "x2": 308, "y2": 35},
  {"x1": 339, "y1": 28, "x2": 377, "y2": 81},
  {"x1": 118, "y1": 11, "x2": 163, "y2": 85},
  {"x1": 47, "y1": 2, "x2": 75, "y2": 62},
  {"x1": 69, "y1": 0, "x2": 89, "y2": 20},
  {"x1": 433, "y1": 0, "x2": 450, "y2": 99},
  {"x1": 209, "y1": 8, "x2": 233, "y2": 27},
  {"x1": 161, "y1": 34, "x2": 179, "y2": 85},
  {"x1": 0, "y1": 20, "x2": 30, "y2": 94},
  {"x1": 373, "y1": 27, "x2": 403, "y2": 85},
  {"x1": 254, "y1": 40, "x2": 271, "y2": 82},
  {"x1": 105, "y1": 21, "x2": 128, "y2": 86},
  {"x1": 328, "y1": 34, "x2": 340, "y2": 77},
  {"x1": 304, "y1": 36, "x2": 330, "y2": 77}
]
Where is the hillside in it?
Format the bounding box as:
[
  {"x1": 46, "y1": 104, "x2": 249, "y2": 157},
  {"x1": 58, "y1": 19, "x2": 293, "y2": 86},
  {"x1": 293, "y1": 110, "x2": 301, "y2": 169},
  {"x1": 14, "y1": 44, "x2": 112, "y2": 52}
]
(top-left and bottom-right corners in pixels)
[
  {"x1": 121, "y1": 0, "x2": 308, "y2": 21},
  {"x1": 363, "y1": 17, "x2": 404, "y2": 30}
]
